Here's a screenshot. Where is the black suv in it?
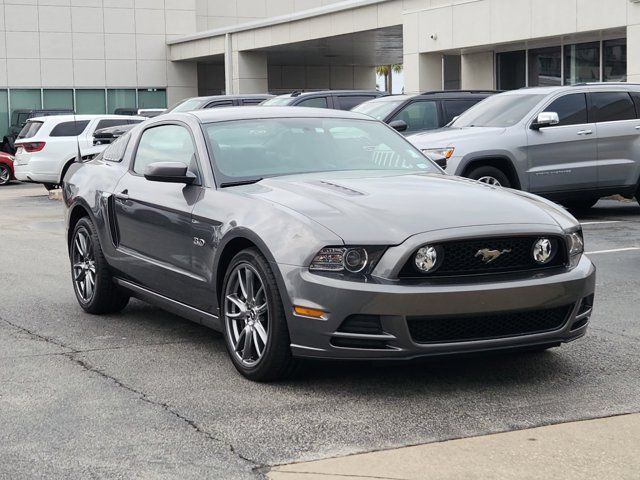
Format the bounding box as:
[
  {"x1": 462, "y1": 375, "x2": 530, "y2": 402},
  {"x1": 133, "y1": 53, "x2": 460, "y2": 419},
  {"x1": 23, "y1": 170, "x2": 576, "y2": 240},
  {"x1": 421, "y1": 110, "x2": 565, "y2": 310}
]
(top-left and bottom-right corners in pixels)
[
  {"x1": 2, "y1": 109, "x2": 74, "y2": 153},
  {"x1": 167, "y1": 94, "x2": 275, "y2": 113},
  {"x1": 352, "y1": 90, "x2": 500, "y2": 135},
  {"x1": 262, "y1": 90, "x2": 387, "y2": 110}
]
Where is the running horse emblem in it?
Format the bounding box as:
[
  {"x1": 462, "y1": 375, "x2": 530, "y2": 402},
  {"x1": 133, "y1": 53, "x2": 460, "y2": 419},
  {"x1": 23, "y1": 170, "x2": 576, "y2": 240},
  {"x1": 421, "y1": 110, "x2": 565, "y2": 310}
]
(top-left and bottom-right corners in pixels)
[{"x1": 475, "y1": 248, "x2": 512, "y2": 264}]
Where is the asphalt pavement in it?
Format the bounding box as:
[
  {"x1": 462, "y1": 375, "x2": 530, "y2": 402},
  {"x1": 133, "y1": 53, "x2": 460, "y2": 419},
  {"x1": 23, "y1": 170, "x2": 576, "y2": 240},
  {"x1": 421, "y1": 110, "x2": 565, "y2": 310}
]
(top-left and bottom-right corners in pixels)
[{"x1": 1, "y1": 183, "x2": 639, "y2": 479}]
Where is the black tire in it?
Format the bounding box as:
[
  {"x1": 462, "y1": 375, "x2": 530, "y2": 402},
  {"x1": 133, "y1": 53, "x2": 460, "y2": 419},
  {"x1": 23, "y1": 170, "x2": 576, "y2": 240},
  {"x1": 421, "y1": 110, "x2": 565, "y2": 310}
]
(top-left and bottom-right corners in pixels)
[
  {"x1": 70, "y1": 217, "x2": 129, "y2": 314},
  {"x1": 221, "y1": 248, "x2": 297, "y2": 382},
  {"x1": 44, "y1": 183, "x2": 59, "y2": 191},
  {"x1": 563, "y1": 197, "x2": 599, "y2": 211},
  {"x1": 0, "y1": 164, "x2": 10, "y2": 186},
  {"x1": 466, "y1": 165, "x2": 511, "y2": 188}
]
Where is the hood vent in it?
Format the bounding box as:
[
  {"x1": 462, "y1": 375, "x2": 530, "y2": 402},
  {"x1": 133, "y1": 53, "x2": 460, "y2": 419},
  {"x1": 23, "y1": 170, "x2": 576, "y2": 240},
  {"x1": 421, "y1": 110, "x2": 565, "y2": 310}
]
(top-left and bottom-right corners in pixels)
[{"x1": 312, "y1": 180, "x2": 364, "y2": 196}]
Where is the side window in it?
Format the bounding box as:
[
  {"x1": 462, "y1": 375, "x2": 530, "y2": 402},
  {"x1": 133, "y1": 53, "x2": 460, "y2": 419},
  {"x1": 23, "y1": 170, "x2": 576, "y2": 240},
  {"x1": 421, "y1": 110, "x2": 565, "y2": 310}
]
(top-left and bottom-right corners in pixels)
[
  {"x1": 590, "y1": 92, "x2": 636, "y2": 123},
  {"x1": 242, "y1": 99, "x2": 265, "y2": 105},
  {"x1": 442, "y1": 99, "x2": 480, "y2": 124},
  {"x1": 336, "y1": 96, "x2": 375, "y2": 111},
  {"x1": 296, "y1": 97, "x2": 328, "y2": 108},
  {"x1": 544, "y1": 93, "x2": 588, "y2": 126},
  {"x1": 96, "y1": 119, "x2": 130, "y2": 130},
  {"x1": 102, "y1": 134, "x2": 131, "y2": 163},
  {"x1": 390, "y1": 101, "x2": 439, "y2": 132},
  {"x1": 630, "y1": 92, "x2": 640, "y2": 118},
  {"x1": 133, "y1": 125, "x2": 199, "y2": 180},
  {"x1": 50, "y1": 121, "x2": 91, "y2": 137},
  {"x1": 206, "y1": 101, "x2": 234, "y2": 109}
]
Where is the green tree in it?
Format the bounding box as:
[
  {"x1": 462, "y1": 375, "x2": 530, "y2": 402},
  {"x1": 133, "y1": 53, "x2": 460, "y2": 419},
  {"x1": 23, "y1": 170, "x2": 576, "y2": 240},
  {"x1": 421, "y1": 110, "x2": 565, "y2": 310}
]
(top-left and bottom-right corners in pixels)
[{"x1": 376, "y1": 64, "x2": 403, "y2": 93}]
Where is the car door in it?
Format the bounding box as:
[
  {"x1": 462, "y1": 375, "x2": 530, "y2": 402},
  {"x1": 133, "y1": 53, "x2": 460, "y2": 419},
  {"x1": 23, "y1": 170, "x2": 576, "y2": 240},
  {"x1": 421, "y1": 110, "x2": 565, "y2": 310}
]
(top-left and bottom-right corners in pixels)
[
  {"x1": 441, "y1": 98, "x2": 483, "y2": 127},
  {"x1": 334, "y1": 95, "x2": 377, "y2": 111},
  {"x1": 112, "y1": 122, "x2": 205, "y2": 305},
  {"x1": 526, "y1": 92, "x2": 598, "y2": 193},
  {"x1": 295, "y1": 96, "x2": 330, "y2": 109},
  {"x1": 590, "y1": 91, "x2": 640, "y2": 189},
  {"x1": 388, "y1": 100, "x2": 440, "y2": 134}
]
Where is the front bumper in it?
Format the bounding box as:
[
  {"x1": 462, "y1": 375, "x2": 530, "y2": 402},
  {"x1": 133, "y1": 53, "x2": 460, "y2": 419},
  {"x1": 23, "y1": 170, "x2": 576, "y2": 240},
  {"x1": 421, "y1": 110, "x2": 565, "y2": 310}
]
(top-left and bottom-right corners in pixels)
[{"x1": 279, "y1": 255, "x2": 595, "y2": 360}]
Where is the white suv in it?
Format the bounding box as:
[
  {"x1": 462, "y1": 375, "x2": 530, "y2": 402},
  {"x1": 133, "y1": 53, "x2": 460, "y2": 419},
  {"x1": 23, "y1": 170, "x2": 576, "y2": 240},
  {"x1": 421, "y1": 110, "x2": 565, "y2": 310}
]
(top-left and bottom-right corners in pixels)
[{"x1": 13, "y1": 115, "x2": 144, "y2": 190}]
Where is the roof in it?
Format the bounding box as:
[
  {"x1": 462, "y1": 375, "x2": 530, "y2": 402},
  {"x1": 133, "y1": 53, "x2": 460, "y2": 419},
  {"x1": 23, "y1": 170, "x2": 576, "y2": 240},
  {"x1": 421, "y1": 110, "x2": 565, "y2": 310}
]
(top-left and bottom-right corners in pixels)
[
  {"x1": 504, "y1": 83, "x2": 640, "y2": 95},
  {"x1": 275, "y1": 90, "x2": 384, "y2": 98},
  {"x1": 28, "y1": 114, "x2": 144, "y2": 123},
  {"x1": 186, "y1": 106, "x2": 374, "y2": 123}
]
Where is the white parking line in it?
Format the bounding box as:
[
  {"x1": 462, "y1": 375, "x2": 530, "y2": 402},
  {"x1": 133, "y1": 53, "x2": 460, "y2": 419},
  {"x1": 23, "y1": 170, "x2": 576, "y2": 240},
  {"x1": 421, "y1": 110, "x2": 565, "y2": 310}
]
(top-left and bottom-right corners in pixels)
[
  {"x1": 586, "y1": 247, "x2": 640, "y2": 255},
  {"x1": 581, "y1": 220, "x2": 623, "y2": 226}
]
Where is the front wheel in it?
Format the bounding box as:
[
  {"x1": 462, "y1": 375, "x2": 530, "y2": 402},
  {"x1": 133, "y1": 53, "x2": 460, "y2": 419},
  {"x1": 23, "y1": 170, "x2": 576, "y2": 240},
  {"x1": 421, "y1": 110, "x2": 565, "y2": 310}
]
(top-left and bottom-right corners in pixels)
[
  {"x1": 0, "y1": 164, "x2": 10, "y2": 186},
  {"x1": 221, "y1": 248, "x2": 296, "y2": 381},
  {"x1": 466, "y1": 166, "x2": 511, "y2": 188},
  {"x1": 70, "y1": 217, "x2": 129, "y2": 314}
]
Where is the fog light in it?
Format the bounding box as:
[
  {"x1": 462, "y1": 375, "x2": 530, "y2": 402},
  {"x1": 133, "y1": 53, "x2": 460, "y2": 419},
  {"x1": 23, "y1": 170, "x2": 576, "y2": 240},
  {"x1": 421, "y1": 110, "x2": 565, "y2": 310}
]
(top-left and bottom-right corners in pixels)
[
  {"x1": 532, "y1": 238, "x2": 556, "y2": 265},
  {"x1": 415, "y1": 245, "x2": 440, "y2": 273}
]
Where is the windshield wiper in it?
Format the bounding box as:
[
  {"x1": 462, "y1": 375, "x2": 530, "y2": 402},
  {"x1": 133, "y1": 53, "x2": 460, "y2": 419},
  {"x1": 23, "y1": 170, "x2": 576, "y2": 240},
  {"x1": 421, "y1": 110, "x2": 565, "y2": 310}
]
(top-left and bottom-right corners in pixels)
[{"x1": 219, "y1": 178, "x2": 263, "y2": 188}]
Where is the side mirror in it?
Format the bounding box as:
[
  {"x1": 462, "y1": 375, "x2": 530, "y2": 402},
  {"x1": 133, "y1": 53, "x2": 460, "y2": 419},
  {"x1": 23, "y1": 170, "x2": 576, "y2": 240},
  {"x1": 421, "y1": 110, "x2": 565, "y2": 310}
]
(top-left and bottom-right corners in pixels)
[
  {"x1": 144, "y1": 162, "x2": 196, "y2": 184},
  {"x1": 389, "y1": 119, "x2": 408, "y2": 132},
  {"x1": 531, "y1": 112, "x2": 560, "y2": 130}
]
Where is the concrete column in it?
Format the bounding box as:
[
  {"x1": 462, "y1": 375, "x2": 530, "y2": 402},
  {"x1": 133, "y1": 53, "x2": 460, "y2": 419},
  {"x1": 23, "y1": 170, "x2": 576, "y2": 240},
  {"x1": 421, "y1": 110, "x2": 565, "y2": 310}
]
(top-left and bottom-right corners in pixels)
[
  {"x1": 227, "y1": 50, "x2": 268, "y2": 94},
  {"x1": 403, "y1": 53, "x2": 442, "y2": 94},
  {"x1": 628, "y1": 25, "x2": 640, "y2": 83},
  {"x1": 353, "y1": 66, "x2": 376, "y2": 89},
  {"x1": 461, "y1": 51, "x2": 495, "y2": 89}
]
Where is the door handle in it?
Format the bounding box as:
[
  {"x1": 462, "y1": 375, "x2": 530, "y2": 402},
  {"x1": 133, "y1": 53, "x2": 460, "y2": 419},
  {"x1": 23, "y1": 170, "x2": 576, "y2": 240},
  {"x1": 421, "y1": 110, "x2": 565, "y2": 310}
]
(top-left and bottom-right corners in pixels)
[
  {"x1": 577, "y1": 129, "x2": 593, "y2": 136},
  {"x1": 115, "y1": 190, "x2": 129, "y2": 201},
  {"x1": 635, "y1": 126, "x2": 640, "y2": 131}
]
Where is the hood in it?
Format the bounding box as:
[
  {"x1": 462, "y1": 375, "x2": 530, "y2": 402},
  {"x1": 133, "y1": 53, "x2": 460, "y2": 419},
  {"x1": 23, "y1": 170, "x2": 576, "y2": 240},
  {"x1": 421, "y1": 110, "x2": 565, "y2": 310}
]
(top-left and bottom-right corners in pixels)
[
  {"x1": 235, "y1": 172, "x2": 567, "y2": 245},
  {"x1": 407, "y1": 127, "x2": 507, "y2": 149}
]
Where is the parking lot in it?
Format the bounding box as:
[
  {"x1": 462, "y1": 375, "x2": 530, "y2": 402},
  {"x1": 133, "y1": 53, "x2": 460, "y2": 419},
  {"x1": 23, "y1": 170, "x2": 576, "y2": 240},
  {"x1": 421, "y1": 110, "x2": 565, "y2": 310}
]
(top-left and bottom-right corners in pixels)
[{"x1": 1, "y1": 182, "x2": 639, "y2": 479}]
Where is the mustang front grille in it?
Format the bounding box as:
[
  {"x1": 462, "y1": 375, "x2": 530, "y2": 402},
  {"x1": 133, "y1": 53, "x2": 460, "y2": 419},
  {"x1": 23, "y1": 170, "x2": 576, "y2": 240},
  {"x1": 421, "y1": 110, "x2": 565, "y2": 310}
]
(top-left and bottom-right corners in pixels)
[
  {"x1": 407, "y1": 304, "x2": 573, "y2": 344},
  {"x1": 399, "y1": 236, "x2": 567, "y2": 278}
]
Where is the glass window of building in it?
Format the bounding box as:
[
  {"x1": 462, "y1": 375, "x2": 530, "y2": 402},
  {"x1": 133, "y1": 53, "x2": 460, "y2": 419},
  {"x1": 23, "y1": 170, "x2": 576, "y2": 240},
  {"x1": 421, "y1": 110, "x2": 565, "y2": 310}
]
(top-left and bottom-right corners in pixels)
[
  {"x1": 138, "y1": 89, "x2": 167, "y2": 109},
  {"x1": 76, "y1": 90, "x2": 106, "y2": 114},
  {"x1": 497, "y1": 50, "x2": 526, "y2": 90},
  {"x1": 564, "y1": 42, "x2": 600, "y2": 85},
  {"x1": 603, "y1": 39, "x2": 626, "y2": 82},
  {"x1": 528, "y1": 47, "x2": 561, "y2": 86},
  {"x1": 43, "y1": 90, "x2": 74, "y2": 110},
  {"x1": 107, "y1": 89, "x2": 137, "y2": 114}
]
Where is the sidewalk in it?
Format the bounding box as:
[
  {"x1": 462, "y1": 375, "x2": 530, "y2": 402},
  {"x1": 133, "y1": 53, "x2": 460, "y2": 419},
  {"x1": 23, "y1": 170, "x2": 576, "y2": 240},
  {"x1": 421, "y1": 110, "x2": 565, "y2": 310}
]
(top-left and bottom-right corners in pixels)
[{"x1": 269, "y1": 413, "x2": 640, "y2": 480}]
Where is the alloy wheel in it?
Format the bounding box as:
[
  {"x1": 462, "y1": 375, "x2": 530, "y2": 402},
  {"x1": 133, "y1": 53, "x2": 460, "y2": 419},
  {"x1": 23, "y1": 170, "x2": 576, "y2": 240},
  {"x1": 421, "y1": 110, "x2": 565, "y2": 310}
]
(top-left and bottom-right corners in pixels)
[
  {"x1": 0, "y1": 165, "x2": 9, "y2": 185},
  {"x1": 72, "y1": 227, "x2": 97, "y2": 303},
  {"x1": 224, "y1": 264, "x2": 269, "y2": 367},
  {"x1": 477, "y1": 176, "x2": 502, "y2": 186}
]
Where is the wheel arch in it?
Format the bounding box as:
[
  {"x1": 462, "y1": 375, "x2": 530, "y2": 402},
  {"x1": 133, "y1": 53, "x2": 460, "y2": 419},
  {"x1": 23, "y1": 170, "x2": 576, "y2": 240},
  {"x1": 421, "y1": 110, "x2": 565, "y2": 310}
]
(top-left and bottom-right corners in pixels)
[
  {"x1": 460, "y1": 155, "x2": 522, "y2": 190},
  {"x1": 59, "y1": 157, "x2": 77, "y2": 184},
  {"x1": 67, "y1": 201, "x2": 95, "y2": 252},
  {"x1": 213, "y1": 228, "x2": 293, "y2": 316}
]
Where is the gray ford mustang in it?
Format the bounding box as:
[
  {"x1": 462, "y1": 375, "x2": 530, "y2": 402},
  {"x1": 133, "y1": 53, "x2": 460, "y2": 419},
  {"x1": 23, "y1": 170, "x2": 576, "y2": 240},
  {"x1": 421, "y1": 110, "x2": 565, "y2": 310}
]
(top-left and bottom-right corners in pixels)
[{"x1": 63, "y1": 107, "x2": 596, "y2": 381}]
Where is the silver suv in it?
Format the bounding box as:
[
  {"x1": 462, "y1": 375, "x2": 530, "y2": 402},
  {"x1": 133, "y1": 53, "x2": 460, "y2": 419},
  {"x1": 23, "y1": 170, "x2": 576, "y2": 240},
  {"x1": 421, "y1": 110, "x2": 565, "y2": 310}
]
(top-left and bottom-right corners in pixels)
[{"x1": 408, "y1": 83, "x2": 640, "y2": 209}]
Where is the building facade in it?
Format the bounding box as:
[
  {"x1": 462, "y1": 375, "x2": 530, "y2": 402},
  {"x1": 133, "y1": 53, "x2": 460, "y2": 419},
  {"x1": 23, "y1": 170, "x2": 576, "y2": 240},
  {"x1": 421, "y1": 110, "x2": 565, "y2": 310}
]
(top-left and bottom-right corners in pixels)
[{"x1": 1, "y1": 0, "x2": 638, "y2": 137}]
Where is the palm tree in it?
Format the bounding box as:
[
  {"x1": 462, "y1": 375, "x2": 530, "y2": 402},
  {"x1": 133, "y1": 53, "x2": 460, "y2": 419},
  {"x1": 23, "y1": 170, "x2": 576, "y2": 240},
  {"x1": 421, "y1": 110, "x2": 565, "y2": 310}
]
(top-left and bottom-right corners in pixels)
[{"x1": 376, "y1": 64, "x2": 403, "y2": 93}]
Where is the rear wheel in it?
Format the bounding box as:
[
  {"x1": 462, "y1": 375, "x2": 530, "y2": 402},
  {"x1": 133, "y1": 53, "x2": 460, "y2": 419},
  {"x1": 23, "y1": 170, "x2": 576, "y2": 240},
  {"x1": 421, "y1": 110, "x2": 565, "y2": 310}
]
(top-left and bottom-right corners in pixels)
[
  {"x1": 466, "y1": 165, "x2": 511, "y2": 188},
  {"x1": 0, "y1": 164, "x2": 10, "y2": 186},
  {"x1": 70, "y1": 217, "x2": 129, "y2": 314},
  {"x1": 221, "y1": 248, "x2": 296, "y2": 381}
]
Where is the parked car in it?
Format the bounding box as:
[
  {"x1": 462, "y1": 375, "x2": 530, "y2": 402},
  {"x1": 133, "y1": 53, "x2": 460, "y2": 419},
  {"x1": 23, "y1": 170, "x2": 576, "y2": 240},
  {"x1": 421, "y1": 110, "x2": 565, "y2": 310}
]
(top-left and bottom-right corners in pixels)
[
  {"x1": 0, "y1": 152, "x2": 14, "y2": 186},
  {"x1": 407, "y1": 83, "x2": 640, "y2": 209},
  {"x1": 167, "y1": 95, "x2": 275, "y2": 113},
  {"x1": 13, "y1": 115, "x2": 144, "y2": 190},
  {"x1": 262, "y1": 90, "x2": 387, "y2": 110},
  {"x1": 93, "y1": 123, "x2": 138, "y2": 146},
  {"x1": 352, "y1": 90, "x2": 499, "y2": 135},
  {"x1": 63, "y1": 106, "x2": 595, "y2": 381},
  {"x1": 2, "y1": 109, "x2": 74, "y2": 154},
  {"x1": 114, "y1": 108, "x2": 165, "y2": 118}
]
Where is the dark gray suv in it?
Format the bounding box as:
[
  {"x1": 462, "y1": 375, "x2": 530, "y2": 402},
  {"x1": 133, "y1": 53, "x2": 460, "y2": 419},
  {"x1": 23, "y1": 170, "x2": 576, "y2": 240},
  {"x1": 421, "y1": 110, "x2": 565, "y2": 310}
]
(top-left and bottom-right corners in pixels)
[{"x1": 408, "y1": 83, "x2": 640, "y2": 209}]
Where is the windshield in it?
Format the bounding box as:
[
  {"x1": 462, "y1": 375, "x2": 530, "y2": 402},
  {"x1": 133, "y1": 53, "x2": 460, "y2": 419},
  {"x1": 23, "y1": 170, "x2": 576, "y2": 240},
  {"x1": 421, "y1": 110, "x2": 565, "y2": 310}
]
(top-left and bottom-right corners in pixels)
[
  {"x1": 451, "y1": 94, "x2": 546, "y2": 128},
  {"x1": 168, "y1": 98, "x2": 205, "y2": 113},
  {"x1": 352, "y1": 99, "x2": 406, "y2": 120},
  {"x1": 262, "y1": 96, "x2": 294, "y2": 106},
  {"x1": 204, "y1": 118, "x2": 441, "y2": 182}
]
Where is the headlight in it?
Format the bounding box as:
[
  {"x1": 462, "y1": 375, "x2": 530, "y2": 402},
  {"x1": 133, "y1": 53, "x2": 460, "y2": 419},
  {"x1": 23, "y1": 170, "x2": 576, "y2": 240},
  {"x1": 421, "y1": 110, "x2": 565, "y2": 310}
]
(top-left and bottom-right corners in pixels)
[
  {"x1": 309, "y1": 246, "x2": 385, "y2": 275},
  {"x1": 421, "y1": 147, "x2": 455, "y2": 159},
  {"x1": 566, "y1": 229, "x2": 584, "y2": 269}
]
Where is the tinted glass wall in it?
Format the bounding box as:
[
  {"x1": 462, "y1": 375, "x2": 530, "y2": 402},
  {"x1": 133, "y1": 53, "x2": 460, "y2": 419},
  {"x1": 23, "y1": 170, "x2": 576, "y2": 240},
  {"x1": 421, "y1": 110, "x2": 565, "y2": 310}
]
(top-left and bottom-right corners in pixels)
[{"x1": 497, "y1": 39, "x2": 626, "y2": 89}]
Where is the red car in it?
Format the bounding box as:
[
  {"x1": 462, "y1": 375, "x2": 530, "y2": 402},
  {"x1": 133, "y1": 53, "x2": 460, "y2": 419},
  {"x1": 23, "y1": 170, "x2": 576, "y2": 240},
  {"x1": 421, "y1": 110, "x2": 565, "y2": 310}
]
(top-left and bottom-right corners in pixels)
[{"x1": 0, "y1": 152, "x2": 15, "y2": 186}]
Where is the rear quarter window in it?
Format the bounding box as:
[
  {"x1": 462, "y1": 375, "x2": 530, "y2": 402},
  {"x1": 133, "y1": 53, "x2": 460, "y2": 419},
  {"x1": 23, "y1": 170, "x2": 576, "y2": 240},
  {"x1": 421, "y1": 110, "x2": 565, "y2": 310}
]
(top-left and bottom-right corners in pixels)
[
  {"x1": 102, "y1": 133, "x2": 131, "y2": 163},
  {"x1": 50, "y1": 121, "x2": 90, "y2": 137},
  {"x1": 17, "y1": 121, "x2": 44, "y2": 139}
]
